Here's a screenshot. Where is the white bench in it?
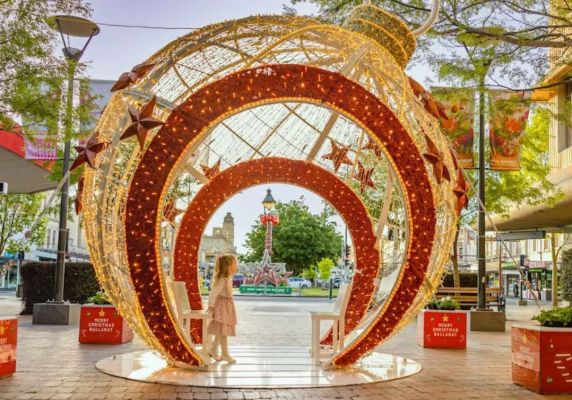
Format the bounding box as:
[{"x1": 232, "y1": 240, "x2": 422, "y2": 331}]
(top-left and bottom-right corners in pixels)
[
  {"x1": 169, "y1": 279, "x2": 209, "y2": 356},
  {"x1": 308, "y1": 283, "x2": 351, "y2": 365}
]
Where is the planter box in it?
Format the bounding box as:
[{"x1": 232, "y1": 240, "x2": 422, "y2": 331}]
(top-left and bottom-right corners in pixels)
[
  {"x1": 417, "y1": 309, "x2": 467, "y2": 349},
  {"x1": 0, "y1": 318, "x2": 17, "y2": 378},
  {"x1": 79, "y1": 304, "x2": 133, "y2": 344},
  {"x1": 512, "y1": 325, "x2": 572, "y2": 394}
]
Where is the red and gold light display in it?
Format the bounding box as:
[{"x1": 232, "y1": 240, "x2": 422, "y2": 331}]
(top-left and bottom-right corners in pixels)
[
  {"x1": 123, "y1": 64, "x2": 436, "y2": 366},
  {"x1": 172, "y1": 158, "x2": 379, "y2": 344}
]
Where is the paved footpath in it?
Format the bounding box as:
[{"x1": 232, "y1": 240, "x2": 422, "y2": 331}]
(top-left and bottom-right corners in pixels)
[{"x1": 1, "y1": 292, "x2": 571, "y2": 400}]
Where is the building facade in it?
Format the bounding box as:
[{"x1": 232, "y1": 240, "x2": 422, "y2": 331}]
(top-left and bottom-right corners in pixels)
[
  {"x1": 491, "y1": 20, "x2": 572, "y2": 300},
  {"x1": 199, "y1": 212, "x2": 237, "y2": 269}
]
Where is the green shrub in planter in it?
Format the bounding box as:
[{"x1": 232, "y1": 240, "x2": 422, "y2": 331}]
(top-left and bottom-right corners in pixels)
[
  {"x1": 439, "y1": 296, "x2": 461, "y2": 310},
  {"x1": 86, "y1": 291, "x2": 111, "y2": 305},
  {"x1": 533, "y1": 307, "x2": 572, "y2": 327},
  {"x1": 426, "y1": 297, "x2": 440, "y2": 310},
  {"x1": 20, "y1": 262, "x2": 100, "y2": 314}
]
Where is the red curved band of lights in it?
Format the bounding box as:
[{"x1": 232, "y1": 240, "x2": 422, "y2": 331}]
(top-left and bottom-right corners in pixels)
[
  {"x1": 124, "y1": 64, "x2": 436, "y2": 367},
  {"x1": 172, "y1": 158, "x2": 379, "y2": 344}
]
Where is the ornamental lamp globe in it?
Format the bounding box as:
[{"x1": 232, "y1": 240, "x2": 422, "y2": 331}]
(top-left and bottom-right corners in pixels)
[{"x1": 262, "y1": 188, "x2": 277, "y2": 213}]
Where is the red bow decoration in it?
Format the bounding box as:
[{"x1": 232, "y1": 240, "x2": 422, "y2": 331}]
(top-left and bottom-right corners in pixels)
[
  {"x1": 111, "y1": 62, "x2": 155, "y2": 92},
  {"x1": 75, "y1": 176, "x2": 84, "y2": 215},
  {"x1": 423, "y1": 134, "x2": 451, "y2": 184},
  {"x1": 200, "y1": 159, "x2": 221, "y2": 179},
  {"x1": 362, "y1": 137, "x2": 382, "y2": 158},
  {"x1": 322, "y1": 139, "x2": 353, "y2": 172},
  {"x1": 353, "y1": 162, "x2": 375, "y2": 192},
  {"x1": 70, "y1": 131, "x2": 109, "y2": 171},
  {"x1": 120, "y1": 96, "x2": 164, "y2": 150},
  {"x1": 453, "y1": 169, "x2": 469, "y2": 214},
  {"x1": 164, "y1": 199, "x2": 183, "y2": 225}
]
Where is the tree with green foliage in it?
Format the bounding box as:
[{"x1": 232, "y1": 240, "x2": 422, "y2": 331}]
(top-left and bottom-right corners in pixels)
[
  {"x1": 0, "y1": 194, "x2": 47, "y2": 257},
  {"x1": 302, "y1": 265, "x2": 317, "y2": 284},
  {"x1": 1, "y1": 1, "x2": 92, "y2": 133},
  {"x1": 241, "y1": 198, "x2": 342, "y2": 275},
  {"x1": 317, "y1": 257, "x2": 335, "y2": 283},
  {"x1": 291, "y1": 0, "x2": 568, "y2": 82}
]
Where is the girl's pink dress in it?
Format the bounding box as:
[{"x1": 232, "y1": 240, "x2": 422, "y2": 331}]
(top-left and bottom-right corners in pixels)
[{"x1": 207, "y1": 276, "x2": 237, "y2": 336}]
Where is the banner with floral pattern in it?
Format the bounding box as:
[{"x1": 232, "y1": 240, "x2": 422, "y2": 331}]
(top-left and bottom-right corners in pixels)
[
  {"x1": 488, "y1": 90, "x2": 530, "y2": 171},
  {"x1": 432, "y1": 88, "x2": 475, "y2": 169}
]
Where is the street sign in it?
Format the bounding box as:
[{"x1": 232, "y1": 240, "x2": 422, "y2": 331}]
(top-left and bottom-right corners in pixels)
[{"x1": 496, "y1": 231, "x2": 546, "y2": 241}]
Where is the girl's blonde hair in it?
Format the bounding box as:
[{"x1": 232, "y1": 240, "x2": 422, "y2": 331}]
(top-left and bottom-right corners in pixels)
[{"x1": 213, "y1": 254, "x2": 236, "y2": 283}]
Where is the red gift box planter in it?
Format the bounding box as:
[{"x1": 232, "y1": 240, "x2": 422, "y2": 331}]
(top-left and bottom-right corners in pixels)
[
  {"x1": 79, "y1": 305, "x2": 133, "y2": 344},
  {"x1": 512, "y1": 325, "x2": 572, "y2": 395},
  {"x1": 417, "y1": 310, "x2": 467, "y2": 349},
  {"x1": 0, "y1": 318, "x2": 17, "y2": 378}
]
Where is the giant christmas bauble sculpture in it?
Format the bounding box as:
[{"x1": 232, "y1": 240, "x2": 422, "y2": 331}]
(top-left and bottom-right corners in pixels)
[{"x1": 80, "y1": 1, "x2": 460, "y2": 368}]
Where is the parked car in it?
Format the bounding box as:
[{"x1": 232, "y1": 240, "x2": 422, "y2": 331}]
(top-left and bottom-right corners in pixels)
[
  {"x1": 232, "y1": 274, "x2": 245, "y2": 288},
  {"x1": 287, "y1": 277, "x2": 311, "y2": 289}
]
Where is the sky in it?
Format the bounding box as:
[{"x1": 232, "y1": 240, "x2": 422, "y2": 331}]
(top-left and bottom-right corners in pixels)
[{"x1": 79, "y1": 0, "x2": 436, "y2": 254}]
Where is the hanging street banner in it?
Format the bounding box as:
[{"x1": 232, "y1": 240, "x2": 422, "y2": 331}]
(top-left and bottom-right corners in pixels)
[
  {"x1": 24, "y1": 132, "x2": 58, "y2": 160},
  {"x1": 431, "y1": 88, "x2": 475, "y2": 169},
  {"x1": 489, "y1": 90, "x2": 530, "y2": 171}
]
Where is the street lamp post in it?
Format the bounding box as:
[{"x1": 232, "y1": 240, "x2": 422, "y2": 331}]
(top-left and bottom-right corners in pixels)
[
  {"x1": 471, "y1": 61, "x2": 505, "y2": 332},
  {"x1": 33, "y1": 16, "x2": 98, "y2": 325},
  {"x1": 51, "y1": 16, "x2": 99, "y2": 304}
]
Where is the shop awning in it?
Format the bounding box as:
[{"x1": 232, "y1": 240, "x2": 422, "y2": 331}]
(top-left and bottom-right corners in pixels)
[
  {"x1": 488, "y1": 177, "x2": 572, "y2": 232},
  {"x1": 0, "y1": 129, "x2": 56, "y2": 193}
]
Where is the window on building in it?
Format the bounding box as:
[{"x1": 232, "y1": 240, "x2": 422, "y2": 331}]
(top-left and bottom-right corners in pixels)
[{"x1": 52, "y1": 230, "x2": 57, "y2": 249}]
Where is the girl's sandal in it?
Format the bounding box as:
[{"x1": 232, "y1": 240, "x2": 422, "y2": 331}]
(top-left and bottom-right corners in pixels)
[{"x1": 220, "y1": 354, "x2": 236, "y2": 363}]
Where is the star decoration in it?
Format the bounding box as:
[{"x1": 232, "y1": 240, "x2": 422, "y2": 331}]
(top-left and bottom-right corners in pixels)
[
  {"x1": 423, "y1": 134, "x2": 451, "y2": 184},
  {"x1": 164, "y1": 199, "x2": 183, "y2": 225},
  {"x1": 75, "y1": 176, "x2": 84, "y2": 215},
  {"x1": 453, "y1": 169, "x2": 469, "y2": 214},
  {"x1": 322, "y1": 139, "x2": 352, "y2": 172},
  {"x1": 98, "y1": 309, "x2": 106, "y2": 317},
  {"x1": 408, "y1": 77, "x2": 425, "y2": 97},
  {"x1": 252, "y1": 264, "x2": 280, "y2": 286},
  {"x1": 353, "y1": 162, "x2": 375, "y2": 192},
  {"x1": 70, "y1": 131, "x2": 109, "y2": 171},
  {"x1": 442, "y1": 315, "x2": 449, "y2": 322},
  {"x1": 200, "y1": 159, "x2": 221, "y2": 179},
  {"x1": 408, "y1": 77, "x2": 449, "y2": 121},
  {"x1": 111, "y1": 62, "x2": 155, "y2": 92},
  {"x1": 120, "y1": 96, "x2": 164, "y2": 150},
  {"x1": 362, "y1": 137, "x2": 382, "y2": 158},
  {"x1": 449, "y1": 148, "x2": 460, "y2": 171}
]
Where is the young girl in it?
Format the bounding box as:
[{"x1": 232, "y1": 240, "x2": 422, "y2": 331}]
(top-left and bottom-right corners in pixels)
[{"x1": 207, "y1": 254, "x2": 238, "y2": 363}]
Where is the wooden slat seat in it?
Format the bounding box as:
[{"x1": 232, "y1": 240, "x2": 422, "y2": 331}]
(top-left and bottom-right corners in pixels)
[{"x1": 435, "y1": 287, "x2": 505, "y2": 311}]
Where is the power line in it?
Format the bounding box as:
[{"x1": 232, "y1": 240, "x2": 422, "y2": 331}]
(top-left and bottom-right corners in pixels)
[{"x1": 96, "y1": 22, "x2": 199, "y2": 30}]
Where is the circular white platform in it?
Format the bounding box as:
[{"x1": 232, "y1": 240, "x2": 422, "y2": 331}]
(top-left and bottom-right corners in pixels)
[{"x1": 96, "y1": 346, "x2": 421, "y2": 388}]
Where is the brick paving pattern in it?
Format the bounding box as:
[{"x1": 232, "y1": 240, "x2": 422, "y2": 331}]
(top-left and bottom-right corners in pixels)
[{"x1": 1, "y1": 293, "x2": 570, "y2": 399}]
